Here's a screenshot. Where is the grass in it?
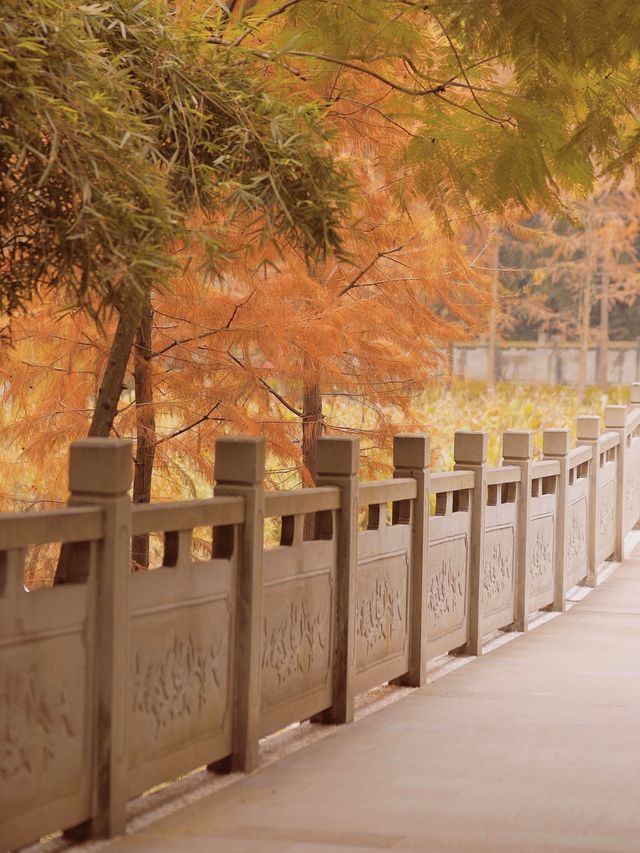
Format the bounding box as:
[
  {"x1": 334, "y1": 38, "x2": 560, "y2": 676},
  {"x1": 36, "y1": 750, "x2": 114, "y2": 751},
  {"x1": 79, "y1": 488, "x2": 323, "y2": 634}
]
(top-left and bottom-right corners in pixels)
[{"x1": 410, "y1": 381, "x2": 629, "y2": 470}]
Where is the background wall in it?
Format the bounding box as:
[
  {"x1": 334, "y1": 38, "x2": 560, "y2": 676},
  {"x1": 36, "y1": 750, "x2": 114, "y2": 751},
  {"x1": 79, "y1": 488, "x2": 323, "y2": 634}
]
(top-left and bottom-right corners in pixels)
[{"x1": 452, "y1": 341, "x2": 640, "y2": 385}]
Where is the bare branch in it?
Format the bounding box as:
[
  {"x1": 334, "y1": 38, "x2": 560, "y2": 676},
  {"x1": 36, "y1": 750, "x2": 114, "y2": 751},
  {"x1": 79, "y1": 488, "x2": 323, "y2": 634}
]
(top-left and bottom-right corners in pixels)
[
  {"x1": 155, "y1": 403, "x2": 222, "y2": 446},
  {"x1": 338, "y1": 243, "x2": 410, "y2": 297},
  {"x1": 152, "y1": 292, "x2": 254, "y2": 359},
  {"x1": 428, "y1": 10, "x2": 512, "y2": 126},
  {"x1": 232, "y1": 0, "x2": 306, "y2": 46},
  {"x1": 227, "y1": 352, "x2": 303, "y2": 417}
]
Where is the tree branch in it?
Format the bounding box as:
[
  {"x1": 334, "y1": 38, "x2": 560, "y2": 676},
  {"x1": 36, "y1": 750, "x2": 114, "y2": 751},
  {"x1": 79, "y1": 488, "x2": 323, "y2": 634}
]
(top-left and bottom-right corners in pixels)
[
  {"x1": 227, "y1": 351, "x2": 303, "y2": 417},
  {"x1": 232, "y1": 0, "x2": 306, "y2": 46},
  {"x1": 152, "y1": 292, "x2": 254, "y2": 359},
  {"x1": 338, "y1": 243, "x2": 409, "y2": 296},
  {"x1": 428, "y1": 9, "x2": 512, "y2": 125},
  {"x1": 155, "y1": 403, "x2": 223, "y2": 446}
]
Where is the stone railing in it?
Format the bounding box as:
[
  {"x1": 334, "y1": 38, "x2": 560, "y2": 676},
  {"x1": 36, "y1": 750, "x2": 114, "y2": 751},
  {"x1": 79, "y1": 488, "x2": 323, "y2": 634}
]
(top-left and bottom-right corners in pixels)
[{"x1": 3, "y1": 386, "x2": 640, "y2": 850}]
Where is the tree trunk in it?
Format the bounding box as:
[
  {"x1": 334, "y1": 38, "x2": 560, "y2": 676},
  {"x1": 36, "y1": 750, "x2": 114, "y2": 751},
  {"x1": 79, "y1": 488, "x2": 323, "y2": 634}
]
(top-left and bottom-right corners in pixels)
[
  {"x1": 597, "y1": 263, "x2": 609, "y2": 392},
  {"x1": 577, "y1": 207, "x2": 594, "y2": 402},
  {"x1": 55, "y1": 304, "x2": 141, "y2": 584},
  {"x1": 445, "y1": 340, "x2": 454, "y2": 387},
  {"x1": 88, "y1": 306, "x2": 142, "y2": 437},
  {"x1": 597, "y1": 229, "x2": 613, "y2": 393},
  {"x1": 486, "y1": 232, "x2": 500, "y2": 394},
  {"x1": 131, "y1": 299, "x2": 156, "y2": 570},
  {"x1": 302, "y1": 379, "x2": 323, "y2": 482},
  {"x1": 302, "y1": 377, "x2": 323, "y2": 539}
]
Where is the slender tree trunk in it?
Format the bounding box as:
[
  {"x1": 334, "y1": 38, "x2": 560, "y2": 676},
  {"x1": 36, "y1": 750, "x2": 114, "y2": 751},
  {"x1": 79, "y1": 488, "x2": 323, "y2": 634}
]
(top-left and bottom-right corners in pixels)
[
  {"x1": 302, "y1": 379, "x2": 323, "y2": 482},
  {"x1": 577, "y1": 207, "x2": 594, "y2": 402},
  {"x1": 88, "y1": 306, "x2": 142, "y2": 437},
  {"x1": 302, "y1": 375, "x2": 323, "y2": 539},
  {"x1": 55, "y1": 304, "x2": 141, "y2": 584},
  {"x1": 131, "y1": 299, "x2": 156, "y2": 570},
  {"x1": 445, "y1": 340, "x2": 454, "y2": 387},
  {"x1": 597, "y1": 262, "x2": 609, "y2": 392},
  {"x1": 597, "y1": 229, "x2": 613, "y2": 392},
  {"x1": 486, "y1": 232, "x2": 500, "y2": 394}
]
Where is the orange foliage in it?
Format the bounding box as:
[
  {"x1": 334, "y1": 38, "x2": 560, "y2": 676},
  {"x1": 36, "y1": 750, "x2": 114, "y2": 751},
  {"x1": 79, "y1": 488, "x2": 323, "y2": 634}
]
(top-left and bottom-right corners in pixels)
[
  {"x1": 0, "y1": 201, "x2": 488, "y2": 506},
  {"x1": 0, "y1": 16, "x2": 493, "y2": 507}
]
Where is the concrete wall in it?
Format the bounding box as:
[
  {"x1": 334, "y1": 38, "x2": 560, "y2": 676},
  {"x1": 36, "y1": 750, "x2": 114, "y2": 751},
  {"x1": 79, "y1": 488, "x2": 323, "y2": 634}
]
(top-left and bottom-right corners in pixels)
[{"x1": 452, "y1": 342, "x2": 640, "y2": 385}]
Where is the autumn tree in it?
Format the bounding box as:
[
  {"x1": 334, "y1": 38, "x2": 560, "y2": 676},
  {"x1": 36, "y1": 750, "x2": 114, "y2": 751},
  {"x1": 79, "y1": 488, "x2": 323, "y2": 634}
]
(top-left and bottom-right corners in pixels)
[
  {"x1": 2, "y1": 0, "x2": 351, "y2": 434},
  {"x1": 8, "y1": 0, "x2": 640, "y2": 575},
  {"x1": 78, "y1": 0, "x2": 640, "y2": 452},
  {"x1": 203, "y1": 0, "x2": 640, "y2": 434},
  {"x1": 499, "y1": 178, "x2": 640, "y2": 399}
]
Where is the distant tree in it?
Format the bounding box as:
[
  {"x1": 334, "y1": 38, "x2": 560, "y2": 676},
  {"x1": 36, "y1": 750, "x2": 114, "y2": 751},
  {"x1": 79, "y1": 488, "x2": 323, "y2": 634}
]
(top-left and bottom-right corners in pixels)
[{"x1": 494, "y1": 177, "x2": 640, "y2": 398}]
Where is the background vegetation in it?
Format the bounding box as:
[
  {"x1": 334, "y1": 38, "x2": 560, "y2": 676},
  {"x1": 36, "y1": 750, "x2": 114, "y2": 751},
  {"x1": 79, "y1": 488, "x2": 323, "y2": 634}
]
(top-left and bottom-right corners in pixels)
[{"x1": 4, "y1": 0, "x2": 640, "y2": 574}]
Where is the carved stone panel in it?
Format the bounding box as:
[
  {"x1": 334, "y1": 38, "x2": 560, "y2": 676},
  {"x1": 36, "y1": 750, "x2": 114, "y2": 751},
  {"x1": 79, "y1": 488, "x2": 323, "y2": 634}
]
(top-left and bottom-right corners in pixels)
[
  {"x1": 528, "y1": 515, "x2": 554, "y2": 596},
  {"x1": 261, "y1": 572, "x2": 333, "y2": 712},
  {"x1": 128, "y1": 598, "x2": 232, "y2": 769},
  {"x1": 356, "y1": 551, "x2": 408, "y2": 673},
  {"x1": 0, "y1": 632, "x2": 88, "y2": 819},
  {"x1": 427, "y1": 535, "x2": 468, "y2": 641},
  {"x1": 482, "y1": 525, "x2": 515, "y2": 617},
  {"x1": 624, "y1": 450, "x2": 640, "y2": 531},
  {"x1": 598, "y1": 478, "x2": 615, "y2": 562},
  {"x1": 566, "y1": 496, "x2": 587, "y2": 584}
]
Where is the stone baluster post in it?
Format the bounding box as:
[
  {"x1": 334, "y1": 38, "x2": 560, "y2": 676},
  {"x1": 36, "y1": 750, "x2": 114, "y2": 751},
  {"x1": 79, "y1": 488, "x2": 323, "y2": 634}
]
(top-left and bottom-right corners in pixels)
[
  {"x1": 543, "y1": 429, "x2": 570, "y2": 612},
  {"x1": 67, "y1": 439, "x2": 132, "y2": 838},
  {"x1": 454, "y1": 431, "x2": 488, "y2": 656},
  {"x1": 576, "y1": 415, "x2": 601, "y2": 587},
  {"x1": 392, "y1": 433, "x2": 430, "y2": 687},
  {"x1": 214, "y1": 437, "x2": 265, "y2": 773},
  {"x1": 503, "y1": 430, "x2": 534, "y2": 632},
  {"x1": 605, "y1": 405, "x2": 628, "y2": 561},
  {"x1": 315, "y1": 436, "x2": 359, "y2": 724},
  {"x1": 628, "y1": 383, "x2": 640, "y2": 529}
]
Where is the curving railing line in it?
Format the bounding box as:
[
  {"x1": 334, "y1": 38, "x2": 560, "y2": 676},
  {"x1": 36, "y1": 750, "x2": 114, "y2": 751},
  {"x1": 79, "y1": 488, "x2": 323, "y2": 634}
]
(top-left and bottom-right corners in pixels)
[{"x1": 2, "y1": 391, "x2": 640, "y2": 849}]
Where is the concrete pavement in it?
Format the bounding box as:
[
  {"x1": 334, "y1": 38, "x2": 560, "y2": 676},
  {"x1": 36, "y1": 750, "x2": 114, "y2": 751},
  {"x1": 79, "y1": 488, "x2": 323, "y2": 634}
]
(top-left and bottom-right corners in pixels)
[{"x1": 104, "y1": 554, "x2": 640, "y2": 852}]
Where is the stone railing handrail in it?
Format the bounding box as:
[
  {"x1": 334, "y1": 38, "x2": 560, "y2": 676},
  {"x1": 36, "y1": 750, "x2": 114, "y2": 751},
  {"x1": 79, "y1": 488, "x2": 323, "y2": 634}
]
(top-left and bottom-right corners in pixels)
[
  {"x1": 359, "y1": 477, "x2": 418, "y2": 505},
  {"x1": 487, "y1": 464, "x2": 521, "y2": 485},
  {"x1": 531, "y1": 459, "x2": 560, "y2": 477},
  {"x1": 0, "y1": 505, "x2": 103, "y2": 549},
  {"x1": 264, "y1": 485, "x2": 340, "y2": 518},
  {"x1": 131, "y1": 495, "x2": 245, "y2": 534},
  {"x1": 430, "y1": 470, "x2": 475, "y2": 493},
  {"x1": 627, "y1": 406, "x2": 640, "y2": 433},
  {"x1": 568, "y1": 444, "x2": 592, "y2": 467},
  {"x1": 598, "y1": 430, "x2": 621, "y2": 453},
  {"x1": 4, "y1": 389, "x2": 640, "y2": 851}
]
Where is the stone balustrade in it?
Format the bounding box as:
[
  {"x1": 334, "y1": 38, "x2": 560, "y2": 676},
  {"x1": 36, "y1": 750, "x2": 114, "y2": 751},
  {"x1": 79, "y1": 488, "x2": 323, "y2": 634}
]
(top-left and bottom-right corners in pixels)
[{"x1": 3, "y1": 385, "x2": 640, "y2": 850}]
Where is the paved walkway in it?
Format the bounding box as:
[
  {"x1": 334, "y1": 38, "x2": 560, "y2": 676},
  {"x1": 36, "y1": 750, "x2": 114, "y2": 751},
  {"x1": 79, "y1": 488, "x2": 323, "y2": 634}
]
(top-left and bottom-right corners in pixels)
[{"x1": 107, "y1": 552, "x2": 640, "y2": 852}]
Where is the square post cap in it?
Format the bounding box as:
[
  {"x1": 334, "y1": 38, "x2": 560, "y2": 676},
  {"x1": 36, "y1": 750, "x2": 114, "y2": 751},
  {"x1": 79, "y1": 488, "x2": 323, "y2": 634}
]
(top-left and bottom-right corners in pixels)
[
  {"x1": 215, "y1": 437, "x2": 265, "y2": 484},
  {"x1": 393, "y1": 433, "x2": 430, "y2": 469},
  {"x1": 502, "y1": 429, "x2": 534, "y2": 461},
  {"x1": 542, "y1": 428, "x2": 571, "y2": 457},
  {"x1": 317, "y1": 436, "x2": 360, "y2": 476},
  {"x1": 631, "y1": 382, "x2": 640, "y2": 404},
  {"x1": 605, "y1": 405, "x2": 627, "y2": 430},
  {"x1": 69, "y1": 438, "x2": 133, "y2": 495},
  {"x1": 454, "y1": 430, "x2": 488, "y2": 465},
  {"x1": 576, "y1": 415, "x2": 600, "y2": 441}
]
